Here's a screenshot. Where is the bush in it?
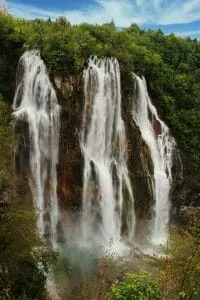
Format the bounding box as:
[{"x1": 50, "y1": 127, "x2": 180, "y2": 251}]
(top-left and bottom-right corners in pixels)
[
  {"x1": 158, "y1": 224, "x2": 200, "y2": 300},
  {"x1": 107, "y1": 271, "x2": 161, "y2": 300},
  {"x1": 0, "y1": 99, "x2": 54, "y2": 299}
]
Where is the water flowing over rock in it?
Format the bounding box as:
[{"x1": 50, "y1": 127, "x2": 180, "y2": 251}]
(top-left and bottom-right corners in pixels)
[
  {"x1": 80, "y1": 57, "x2": 135, "y2": 248},
  {"x1": 12, "y1": 50, "x2": 60, "y2": 248},
  {"x1": 132, "y1": 74, "x2": 177, "y2": 245}
]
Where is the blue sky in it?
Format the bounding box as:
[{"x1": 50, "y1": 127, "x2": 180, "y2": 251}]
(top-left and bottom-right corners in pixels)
[{"x1": 5, "y1": 0, "x2": 200, "y2": 39}]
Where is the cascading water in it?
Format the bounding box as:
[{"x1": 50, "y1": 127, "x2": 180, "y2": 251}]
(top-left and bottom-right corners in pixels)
[
  {"x1": 80, "y1": 57, "x2": 135, "y2": 249},
  {"x1": 12, "y1": 50, "x2": 60, "y2": 248},
  {"x1": 132, "y1": 74, "x2": 176, "y2": 245}
]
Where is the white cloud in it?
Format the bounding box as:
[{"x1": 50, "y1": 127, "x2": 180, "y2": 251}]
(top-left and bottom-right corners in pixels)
[
  {"x1": 7, "y1": 2, "x2": 60, "y2": 19},
  {"x1": 176, "y1": 29, "x2": 200, "y2": 38},
  {"x1": 160, "y1": 0, "x2": 200, "y2": 24},
  {"x1": 7, "y1": 0, "x2": 200, "y2": 26},
  {"x1": 7, "y1": 0, "x2": 146, "y2": 25}
]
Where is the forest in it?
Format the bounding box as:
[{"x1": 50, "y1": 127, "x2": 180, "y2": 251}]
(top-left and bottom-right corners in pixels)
[{"x1": 0, "y1": 10, "x2": 200, "y2": 300}]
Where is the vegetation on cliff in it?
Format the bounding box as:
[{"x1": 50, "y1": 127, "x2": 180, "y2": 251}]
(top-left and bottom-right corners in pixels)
[
  {"x1": 0, "y1": 11, "x2": 199, "y2": 299},
  {"x1": 0, "y1": 12, "x2": 199, "y2": 205},
  {"x1": 0, "y1": 96, "x2": 54, "y2": 299}
]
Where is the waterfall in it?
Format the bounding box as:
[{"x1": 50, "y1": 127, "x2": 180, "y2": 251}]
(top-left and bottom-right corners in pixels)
[
  {"x1": 12, "y1": 50, "x2": 60, "y2": 248},
  {"x1": 132, "y1": 74, "x2": 176, "y2": 245},
  {"x1": 80, "y1": 57, "x2": 135, "y2": 249}
]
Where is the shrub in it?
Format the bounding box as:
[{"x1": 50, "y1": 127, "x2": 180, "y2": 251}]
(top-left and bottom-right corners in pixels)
[{"x1": 107, "y1": 271, "x2": 161, "y2": 300}]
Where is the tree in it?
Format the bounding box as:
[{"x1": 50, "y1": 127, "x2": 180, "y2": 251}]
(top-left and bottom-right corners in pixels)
[
  {"x1": 56, "y1": 16, "x2": 70, "y2": 26},
  {"x1": 0, "y1": 99, "x2": 53, "y2": 299},
  {"x1": 107, "y1": 272, "x2": 161, "y2": 300}
]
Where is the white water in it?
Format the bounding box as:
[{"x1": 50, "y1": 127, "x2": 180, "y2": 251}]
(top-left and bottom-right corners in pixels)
[
  {"x1": 80, "y1": 57, "x2": 135, "y2": 250},
  {"x1": 132, "y1": 75, "x2": 176, "y2": 245},
  {"x1": 13, "y1": 50, "x2": 60, "y2": 248}
]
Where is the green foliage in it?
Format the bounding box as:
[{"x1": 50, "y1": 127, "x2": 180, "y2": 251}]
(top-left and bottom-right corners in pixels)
[
  {"x1": 1, "y1": 13, "x2": 198, "y2": 193},
  {"x1": 0, "y1": 99, "x2": 53, "y2": 299},
  {"x1": 0, "y1": 98, "x2": 13, "y2": 180},
  {"x1": 107, "y1": 272, "x2": 161, "y2": 300},
  {"x1": 0, "y1": 205, "x2": 48, "y2": 299},
  {"x1": 0, "y1": 13, "x2": 200, "y2": 297},
  {"x1": 158, "y1": 225, "x2": 200, "y2": 300}
]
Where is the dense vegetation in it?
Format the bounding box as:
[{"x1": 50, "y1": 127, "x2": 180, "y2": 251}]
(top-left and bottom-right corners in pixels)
[
  {"x1": 0, "y1": 95, "x2": 54, "y2": 299},
  {"x1": 107, "y1": 272, "x2": 161, "y2": 299},
  {"x1": 0, "y1": 10, "x2": 199, "y2": 300},
  {"x1": 0, "y1": 12, "x2": 199, "y2": 205}
]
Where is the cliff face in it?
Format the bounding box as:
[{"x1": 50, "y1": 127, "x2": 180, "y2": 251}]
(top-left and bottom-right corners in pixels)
[
  {"x1": 52, "y1": 72, "x2": 184, "y2": 237},
  {"x1": 54, "y1": 76, "x2": 84, "y2": 210},
  {"x1": 2, "y1": 55, "x2": 185, "y2": 233},
  {"x1": 121, "y1": 88, "x2": 154, "y2": 235},
  {"x1": 53, "y1": 74, "x2": 157, "y2": 237}
]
